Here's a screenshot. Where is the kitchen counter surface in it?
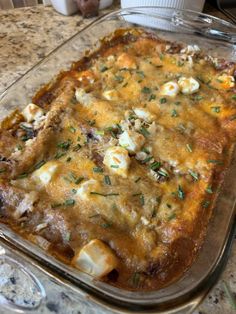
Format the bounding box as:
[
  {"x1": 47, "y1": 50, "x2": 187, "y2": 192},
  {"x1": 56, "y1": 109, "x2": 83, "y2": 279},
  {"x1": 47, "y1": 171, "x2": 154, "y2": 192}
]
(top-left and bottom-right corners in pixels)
[{"x1": 0, "y1": 2, "x2": 235, "y2": 314}]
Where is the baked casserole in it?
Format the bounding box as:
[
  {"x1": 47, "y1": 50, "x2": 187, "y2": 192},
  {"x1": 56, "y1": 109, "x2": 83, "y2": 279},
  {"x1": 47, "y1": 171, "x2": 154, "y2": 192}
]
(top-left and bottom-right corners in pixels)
[{"x1": 0, "y1": 28, "x2": 236, "y2": 291}]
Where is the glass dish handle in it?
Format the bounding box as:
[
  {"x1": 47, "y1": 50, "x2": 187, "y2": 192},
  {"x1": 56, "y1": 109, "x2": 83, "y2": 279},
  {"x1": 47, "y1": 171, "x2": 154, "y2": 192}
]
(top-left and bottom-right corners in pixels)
[{"x1": 172, "y1": 11, "x2": 236, "y2": 43}]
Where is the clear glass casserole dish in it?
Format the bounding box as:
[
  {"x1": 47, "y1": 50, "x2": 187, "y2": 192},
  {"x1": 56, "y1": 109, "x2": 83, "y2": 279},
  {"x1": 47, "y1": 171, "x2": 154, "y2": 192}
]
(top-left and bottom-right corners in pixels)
[{"x1": 0, "y1": 7, "x2": 236, "y2": 313}]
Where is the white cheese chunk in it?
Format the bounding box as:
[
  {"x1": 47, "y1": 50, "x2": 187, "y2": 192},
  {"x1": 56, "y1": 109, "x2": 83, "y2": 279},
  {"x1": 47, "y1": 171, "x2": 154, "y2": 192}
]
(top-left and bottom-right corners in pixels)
[
  {"x1": 159, "y1": 81, "x2": 180, "y2": 97},
  {"x1": 76, "y1": 179, "x2": 100, "y2": 201},
  {"x1": 178, "y1": 77, "x2": 200, "y2": 94},
  {"x1": 118, "y1": 130, "x2": 145, "y2": 154},
  {"x1": 133, "y1": 108, "x2": 155, "y2": 122},
  {"x1": 217, "y1": 73, "x2": 235, "y2": 89},
  {"x1": 103, "y1": 146, "x2": 130, "y2": 178},
  {"x1": 75, "y1": 88, "x2": 93, "y2": 106},
  {"x1": 22, "y1": 103, "x2": 44, "y2": 123},
  {"x1": 72, "y1": 239, "x2": 118, "y2": 278},
  {"x1": 32, "y1": 161, "x2": 59, "y2": 186}
]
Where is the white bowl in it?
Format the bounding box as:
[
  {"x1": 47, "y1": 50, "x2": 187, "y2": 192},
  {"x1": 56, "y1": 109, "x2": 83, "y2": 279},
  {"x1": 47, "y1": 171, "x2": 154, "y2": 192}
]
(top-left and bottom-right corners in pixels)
[{"x1": 121, "y1": 0, "x2": 205, "y2": 12}]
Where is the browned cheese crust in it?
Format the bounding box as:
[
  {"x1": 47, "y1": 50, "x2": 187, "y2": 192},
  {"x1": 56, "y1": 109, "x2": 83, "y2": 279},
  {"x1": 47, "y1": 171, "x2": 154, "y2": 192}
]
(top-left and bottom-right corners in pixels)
[{"x1": 0, "y1": 28, "x2": 236, "y2": 290}]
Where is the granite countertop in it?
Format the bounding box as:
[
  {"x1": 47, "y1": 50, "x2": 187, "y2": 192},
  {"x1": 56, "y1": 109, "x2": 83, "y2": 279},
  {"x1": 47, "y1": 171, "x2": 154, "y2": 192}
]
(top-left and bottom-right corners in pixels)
[{"x1": 0, "y1": 3, "x2": 235, "y2": 314}]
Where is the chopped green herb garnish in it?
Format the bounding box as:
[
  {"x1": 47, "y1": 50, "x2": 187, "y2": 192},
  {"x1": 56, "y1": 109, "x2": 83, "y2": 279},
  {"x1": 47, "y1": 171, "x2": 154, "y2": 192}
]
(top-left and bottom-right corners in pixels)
[
  {"x1": 177, "y1": 123, "x2": 186, "y2": 133},
  {"x1": 232, "y1": 95, "x2": 236, "y2": 100},
  {"x1": 116, "y1": 124, "x2": 122, "y2": 132},
  {"x1": 90, "y1": 192, "x2": 119, "y2": 197},
  {"x1": 73, "y1": 143, "x2": 82, "y2": 151},
  {"x1": 71, "y1": 189, "x2": 77, "y2": 194},
  {"x1": 101, "y1": 222, "x2": 112, "y2": 228},
  {"x1": 106, "y1": 193, "x2": 119, "y2": 196},
  {"x1": 141, "y1": 147, "x2": 150, "y2": 154},
  {"x1": 93, "y1": 167, "x2": 103, "y2": 173},
  {"x1": 222, "y1": 281, "x2": 236, "y2": 310},
  {"x1": 206, "y1": 186, "x2": 213, "y2": 194},
  {"x1": 174, "y1": 101, "x2": 181, "y2": 106},
  {"x1": 75, "y1": 176, "x2": 84, "y2": 184},
  {"x1": 202, "y1": 200, "x2": 210, "y2": 208},
  {"x1": 157, "y1": 169, "x2": 168, "y2": 177},
  {"x1": 207, "y1": 159, "x2": 223, "y2": 165},
  {"x1": 51, "y1": 203, "x2": 62, "y2": 209},
  {"x1": 66, "y1": 157, "x2": 72, "y2": 162},
  {"x1": 90, "y1": 192, "x2": 106, "y2": 196},
  {"x1": 229, "y1": 115, "x2": 236, "y2": 121},
  {"x1": 95, "y1": 130, "x2": 104, "y2": 136},
  {"x1": 166, "y1": 203, "x2": 172, "y2": 209},
  {"x1": 131, "y1": 272, "x2": 141, "y2": 288},
  {"x1": 77, "y1": 136, "x2": 81, "y2": 142},
  {"x1": 156, "y1": 196, "x2": 161, "y2": 203},
  {"x1": 57, "y1": 140, "x2": 71, "y2": 150},
  {"x1": 132, "y1": 193, "x2": 142, "y2": 197},
  {"x1": 100, "y1": 65, "x2": 108, "y2": 72},
  {"x1": 177, "y1": 60, "x2": 184, "y2": 67},
  {"x1": 114, "y1": 75, "x2": 124, "y2": 83},
  {"x1": 186, "y1": 144, "x2": 193, "y2": 153},
  {"x1": 211, "y1": 106, "x2": 221, "y2": 113},
  {"x1": 63, "y1": 176, "x2": 72, "y2": 183},
  {"x1": 34, "y1": 160, "x2": 46, "y2": 170},
  {"x1": 135, "y1": 177, "x2": 141, "y2": 183},
  {"x1": 88, "y1": 119, "x2": 96, "y2": 126},
  {"x1": 54, "y1": 151, "x2": 66, "y2": 159},
  {"x1": 141, "y1": 86, "x2": 152, "y2": 94},
  {"x1": 0, "y1": 169, "x2": 6, "y2": 173},
  {"x1": 177, "y1": 185, "x2": 185, "y2": 200},
  {"x1": 171, "y1": 109, "x2": 178, "y2": 117},
  {"x1": 89, "y1": 213, "x2": 100, "y2": 219},
  {"x1": 16, "y1": 173, "x2": 28, "y2": 179},
  {"x1": 167, "y1": 213, "x2": 176, "y2": 221},
  {"x1": 160, "y1": 97, "x2": 167, "y2": 104},
  {"x1": 142, "y1": 156, "x2": 153, "y2": 163},
  {"x1": 136, "y1": 70, "x2": 145, "y2": 78},
  {"x1": 64, "y1": 232, "x2": 71, "y2": 241},
  {"x1": 20, "y1": 124, "x2": 33, "y2": 131},
  {"x1": 70, "y1": 96, "x2": 77, "y2": 105},
  {"x1": 64, "y1": 199, "x2": 75, "y2": 206},
  {"x1": 111, "y1": 164, "x2": 119, "y2": 168},
  {"x1": 105, "y1": 127, "x2": 117, "y2": 139},
  {"x1": 188, "y1": 170, "x2": 199, "y2": 181},
  {"x1": 196, "y1": 76, "x2": 204, "y2": 83},
  {"x1": 150, "y1": 161, "x2": 161, "y2": 171},
  {"x1": 16, "y1": 144, "x2": 22, "y2": 151},
  {"x1": 194, "y1": 95, "x2": 203, "y2": 101},
  {"x1": 149, "y1": 94, "x2": 156, "y2": 101},
  {"x1": 152, "y1": 208, "x2": 157, "y2": 218},
  {"x1": 139, "y1": 126, "x2": 150, "y2": 137},
  {"x1": 104, "y1": 175, "x2": 111, "y2": 185},
  {"x1": 159, "y1": 53, "x2": 164, "y2": 60},
  {"x1": 140, "y1": 194, "x2": 145, "y2": 206},
  {"x1": 64, "y1": 173, "x2": 84, "y2": 185},
  {"x1": 69, "y1": 126, "x2": 76, "y2": 133},
  {"x1": 71, "y1": 173, "x2": 84, "y2": 184},
  {"x1": 21, "y1": 135, "x2": 30, "y2": 142}
]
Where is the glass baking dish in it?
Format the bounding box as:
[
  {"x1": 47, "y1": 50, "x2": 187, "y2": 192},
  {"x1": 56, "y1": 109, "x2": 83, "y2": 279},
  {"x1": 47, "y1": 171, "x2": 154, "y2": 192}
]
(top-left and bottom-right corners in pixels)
[{"x1": 0, "y1": 7, "x2": 236, "y2": 313}]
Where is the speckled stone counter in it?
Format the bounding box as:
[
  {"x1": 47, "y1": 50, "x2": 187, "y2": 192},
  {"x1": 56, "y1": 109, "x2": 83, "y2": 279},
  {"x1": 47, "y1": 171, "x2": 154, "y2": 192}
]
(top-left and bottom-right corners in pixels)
[{"x1": 0, "y1": 3, "x2": 235, "y2": 314}]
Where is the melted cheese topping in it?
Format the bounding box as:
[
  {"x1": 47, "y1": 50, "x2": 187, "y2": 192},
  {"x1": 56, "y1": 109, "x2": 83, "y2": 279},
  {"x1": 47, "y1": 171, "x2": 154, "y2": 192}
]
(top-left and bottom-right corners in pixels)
[{"x1": 0, "y1": 28, "x2": 236, "y2": 291}]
